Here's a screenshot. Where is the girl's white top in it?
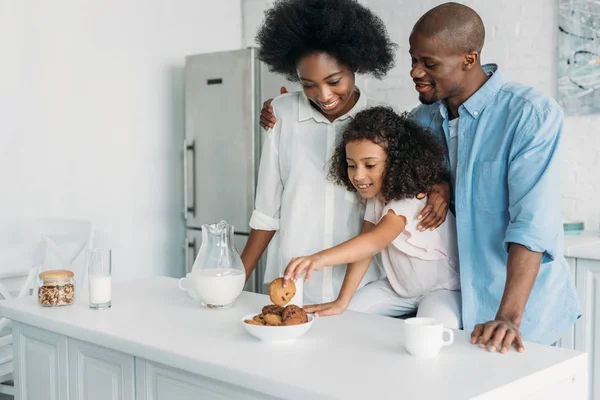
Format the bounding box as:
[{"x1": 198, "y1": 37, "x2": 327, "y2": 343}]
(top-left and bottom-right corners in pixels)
[
  {"x1": 364, "y1": 196, "x2": 460, "y2": 298},
  {"x1": 250, "y1": 91, "x2": 386, "y2": 304}
]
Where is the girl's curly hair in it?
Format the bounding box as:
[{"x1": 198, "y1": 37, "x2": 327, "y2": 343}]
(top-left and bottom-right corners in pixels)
[
  {"x1": 329, "y1": 106, "x2": 450, "y2": 201},
  {"x1": 255, "y1": 0, "x2": 397, "y2": 81}
]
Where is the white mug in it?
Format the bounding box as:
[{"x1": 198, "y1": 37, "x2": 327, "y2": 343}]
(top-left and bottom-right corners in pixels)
[
  {"x1": 404, "y1": 317, "x2": 454, "y2": 358},
  {"x1": 178, "y1": 273, "x2": 201, "y2": 300}
]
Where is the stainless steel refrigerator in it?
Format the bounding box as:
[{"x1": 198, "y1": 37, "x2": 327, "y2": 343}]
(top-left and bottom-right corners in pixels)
[{"x1": 183, "y1": 48, "x2": 298, "y2": 294}]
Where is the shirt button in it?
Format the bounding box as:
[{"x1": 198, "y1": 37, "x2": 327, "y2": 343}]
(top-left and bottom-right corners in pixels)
[{"x1": 473, "y1": 111, "x2": 479, "y2": 116}]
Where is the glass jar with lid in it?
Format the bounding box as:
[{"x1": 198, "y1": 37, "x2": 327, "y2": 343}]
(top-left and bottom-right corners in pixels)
[{"x1": 37, "y1": 270, "x2": 76, "y2": 307}]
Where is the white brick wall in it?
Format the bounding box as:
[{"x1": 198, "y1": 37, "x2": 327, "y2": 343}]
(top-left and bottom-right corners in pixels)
[
  {"x1": 243, "y1": 0, "x2": 600, "y2": 231},
  {"x1": 0, "y1": 1, "x2": 243, "y2": 281}
]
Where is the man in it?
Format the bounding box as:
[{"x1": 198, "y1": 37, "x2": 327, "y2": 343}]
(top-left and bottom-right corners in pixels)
[
  {"x1": 407, "y1": 2, "x2": 580, "y2": 352},
  {"x1": 260, "y1": 2, "x2": 580, "y2": 353}
]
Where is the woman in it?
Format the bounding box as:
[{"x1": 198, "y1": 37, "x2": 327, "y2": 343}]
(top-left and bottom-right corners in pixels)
[{"x1": 241, "y1": 0, "x2": 397, "y2": 304}]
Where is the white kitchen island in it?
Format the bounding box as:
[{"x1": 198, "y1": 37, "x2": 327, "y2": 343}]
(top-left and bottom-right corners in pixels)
[{"x1": 0, "y1": 277, "x2": 588, "y2": 400}]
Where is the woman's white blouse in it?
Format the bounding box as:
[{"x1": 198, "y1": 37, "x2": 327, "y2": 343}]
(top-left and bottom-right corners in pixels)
[{"x1": 249, "y1": 91, "x2": 385, "y2": 304}]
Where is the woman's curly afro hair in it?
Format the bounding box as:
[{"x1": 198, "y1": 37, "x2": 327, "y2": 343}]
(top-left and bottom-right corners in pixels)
[
  {"x1": 329, "y1": 106, "x2": 450, "y2": 201},
  {"x1": 255, "y1": 0, "x2": 397, "y2": 81}
]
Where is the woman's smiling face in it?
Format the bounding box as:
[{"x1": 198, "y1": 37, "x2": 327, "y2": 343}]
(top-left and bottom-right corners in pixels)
[{"x1": 296, "y1": 52, "x2": 358, "y2": 121}]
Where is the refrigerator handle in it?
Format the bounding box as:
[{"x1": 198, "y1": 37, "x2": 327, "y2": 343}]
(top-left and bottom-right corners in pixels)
[
  {"x1": 185, "y1": 237, "x2": 197, "y2": 273},
  {"x1": 183, "y1": 140, "x2": 196, "y2": 218},
  {"x1": 184, "y1": 236, "x2": 189, "y2": 273}
]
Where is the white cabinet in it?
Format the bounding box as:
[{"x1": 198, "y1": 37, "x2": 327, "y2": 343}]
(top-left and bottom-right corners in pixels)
[
  {"x1": 68, "y1": 339, "x2": 135, "y2": 400},
  {"x1": 12, "y1": 323, "x2": 68, "y2": 400},
  {"x1": 561, "y1": 257, "x2": 600, "y2": 399},
  {"x1": 13, "y1": 323, "x2": 136, "y2": 400},
  {"x1": 135, "y1": 358, "x2": 277, "y2": 400},
  {"x1": 575, "y1": 258, "x2": 600, "y2": 400},
  {"x1": 12, "y1": 324, "x2": 279, "y2": 400},
  {"x1": 557, "y1": 257, "x2": 578, "y2": 349}
]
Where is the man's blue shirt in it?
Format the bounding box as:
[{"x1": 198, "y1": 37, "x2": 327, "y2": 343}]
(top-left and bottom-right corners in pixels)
[{"x1": 411, "y1": 64, "x2": 581, "y2": 344}]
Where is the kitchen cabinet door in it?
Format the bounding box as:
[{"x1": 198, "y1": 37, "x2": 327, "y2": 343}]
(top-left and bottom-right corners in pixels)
[
  {"x1": 557, "y1": 257, "x2": 577, "y2": 349},
  {"x1": 12, "y1": 323, "x2": 68, "y2": 400},
  {"x1": 68, "y1": 338, "x2": 135, "y2": 400},
  {"x1": 135, "y1": 358, "x2": 277, "y2": 400},
  {"x1": 576, "y1": 258, "x2": 600, "y2": 400}
]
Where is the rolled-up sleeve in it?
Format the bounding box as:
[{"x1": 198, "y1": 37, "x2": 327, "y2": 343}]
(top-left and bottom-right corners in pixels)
[
  {"x1": 249, "y1": 122, "x2": 283, "y2": 231},
  {"x1": 503, "y1": 106, "x2": 563, "y2": 262}
]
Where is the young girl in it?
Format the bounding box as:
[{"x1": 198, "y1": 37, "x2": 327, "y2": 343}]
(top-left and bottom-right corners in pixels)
[
  {"x1": 284, "y1": 106, "x2": 462, "y2": 328},
  {"x1": 240, "y1": 0, "x2": 398, "y2": 304}
]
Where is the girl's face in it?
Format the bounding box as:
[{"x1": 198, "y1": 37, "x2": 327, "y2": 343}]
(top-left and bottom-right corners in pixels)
[
  {"x1": 296, "y1": 52, "x2": 357, "y2": 122},
  {"x1": 345, "y1": 139, "x2": 387, "y2": 200}
]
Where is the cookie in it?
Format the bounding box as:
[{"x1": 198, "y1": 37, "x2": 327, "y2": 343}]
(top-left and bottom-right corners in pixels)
[
  {"x1": 268, "y1": 278, "x2": 296, "y2": 306},
  {"x1": 263, "y1": 313, "x2": 283, "y2": 326},
  {"x1": 252, "y1": 314, "x2": 266, "y2": 325},
  {"x1": 282, "y1": 304, "x2": 308, "y2": 324},
  {"x1": 262, "y1": 304, "x2": 285, "y2": 316},
  {"x1": 244, "y1": 319, "x2": 263, "y2": 326},
  {"x1": 283, "y1": 316, "x2": 306, "y2": 326}
]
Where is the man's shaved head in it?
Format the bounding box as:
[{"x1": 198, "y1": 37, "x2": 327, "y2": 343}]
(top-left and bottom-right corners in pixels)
[{"x1": 412, "y1": 2, "x2": 485, "y2": 54}]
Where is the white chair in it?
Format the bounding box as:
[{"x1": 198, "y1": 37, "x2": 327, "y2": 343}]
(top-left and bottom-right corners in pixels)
[
  {"x1": 0, "y1": 265, "x2": 40, "y2": 396},
  {"x1": 34, "y1": 218, "x2": 94, "y2": 289},
  {"x1": 0, "y1": 218, "x2": 93, "y2": 395}
]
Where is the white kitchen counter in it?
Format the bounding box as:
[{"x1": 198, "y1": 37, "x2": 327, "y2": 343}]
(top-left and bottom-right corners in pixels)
[
  {"x1": 564, "y1": 231, "x2": 600, "y2": 260},
  {"x1": 0, "y1": 277, "x2": 588, "y2": 400}
]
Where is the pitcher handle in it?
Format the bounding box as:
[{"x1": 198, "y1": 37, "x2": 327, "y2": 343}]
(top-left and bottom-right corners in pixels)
[{"x1": 442, "y1": 328, "x2": 454, "y2": 346}]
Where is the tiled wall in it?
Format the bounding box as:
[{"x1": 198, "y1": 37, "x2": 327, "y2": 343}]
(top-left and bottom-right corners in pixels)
[{"x1": 243, "y1": 0, "x2": 600, "y2": 231}]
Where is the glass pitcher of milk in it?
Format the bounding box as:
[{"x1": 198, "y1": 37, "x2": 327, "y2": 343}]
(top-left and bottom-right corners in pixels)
[{"x1": 189, "y1": 221, "x2": 246, "y2": 308}]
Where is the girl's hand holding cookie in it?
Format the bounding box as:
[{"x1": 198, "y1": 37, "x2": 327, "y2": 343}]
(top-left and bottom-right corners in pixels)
[
  {"x1": 268, "y1": 278, "x2": 296, "y2": 306},
  {"x1": 284, "y1": 254, "x2": 325, "y2": 284}
]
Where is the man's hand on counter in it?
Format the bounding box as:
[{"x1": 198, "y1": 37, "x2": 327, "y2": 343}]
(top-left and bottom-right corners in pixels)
[
  {"x1": 470, "y1": 317, "x2": 525, "y2": 354},
  {"x1": 471, "y1": 244, "x2": 540, "y2": 354}
]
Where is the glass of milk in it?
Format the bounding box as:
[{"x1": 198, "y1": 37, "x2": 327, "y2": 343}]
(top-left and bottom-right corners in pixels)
[
  {"x1": 87, "y1": 248, "x2": 112, "y2": 310},
  {"x1": 189, "y1": 221, "x2": 246, "y2": 309}
]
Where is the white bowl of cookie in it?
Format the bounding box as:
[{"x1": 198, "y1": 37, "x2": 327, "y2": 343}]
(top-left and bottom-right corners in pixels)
[
  {"x1": 241, "y1": 311, "x2": 314, "y2": 342},
  {"x1": 241, "y1": 278, "x2": 314, "y2": 342}
]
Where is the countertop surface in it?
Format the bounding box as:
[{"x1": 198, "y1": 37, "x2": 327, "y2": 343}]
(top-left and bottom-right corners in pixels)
[
  {"x1": 564, "y1": 230, "x2": 600, "y2": 260},
  {"x1": 0, "y1": 277, "x2": 587, "y2": 400}
]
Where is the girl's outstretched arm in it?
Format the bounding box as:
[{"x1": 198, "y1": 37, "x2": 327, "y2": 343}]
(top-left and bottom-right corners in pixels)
[
  {"x1": 304, "y1": 221, "x2": 375, "y2": 316},
  {"x1": 284, "y1": 209, "x2": 406, "y2": 282},
  {"x1": 304, "y1": 255, "x2": 373, "y2": 316}
]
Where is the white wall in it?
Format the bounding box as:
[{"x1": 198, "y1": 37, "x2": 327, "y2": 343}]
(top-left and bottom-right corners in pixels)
[
  {"x1": 243, "y1": 0, "x2": 600, "y2": 231},
  {"x1": 0, "y1": 0, "x2": 242, "y2": 281}
]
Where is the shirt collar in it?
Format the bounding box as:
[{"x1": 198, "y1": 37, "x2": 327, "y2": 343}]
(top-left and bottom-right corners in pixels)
[
  {"x1": 437, "y1": 63, "x2": 504, "y2": 120},
  {"x1": 298, "y1": 87, "x2": 367, "y2": 123}
]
